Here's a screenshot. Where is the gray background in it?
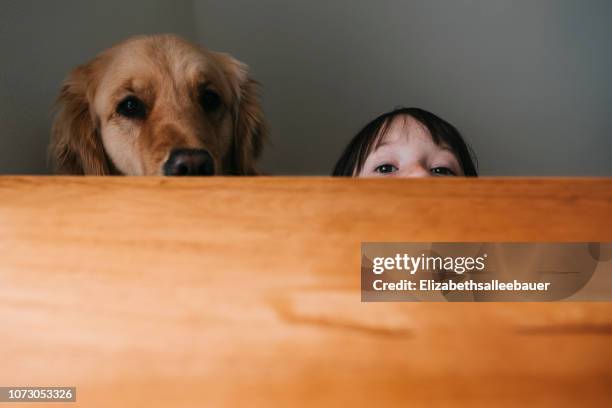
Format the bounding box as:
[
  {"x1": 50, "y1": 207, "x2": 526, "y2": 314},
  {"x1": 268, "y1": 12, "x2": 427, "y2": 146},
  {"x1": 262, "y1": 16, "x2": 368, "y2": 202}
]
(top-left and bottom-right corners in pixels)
[{"x1": 1, "y1": 0, "x2": 610, "y2": 175}]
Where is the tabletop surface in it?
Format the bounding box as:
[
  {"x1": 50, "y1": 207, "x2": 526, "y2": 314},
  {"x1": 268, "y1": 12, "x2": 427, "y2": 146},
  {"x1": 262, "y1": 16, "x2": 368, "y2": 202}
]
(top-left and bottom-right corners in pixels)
[{"x1": 0, "y1": 177, "x2": 611, "y2": 407}]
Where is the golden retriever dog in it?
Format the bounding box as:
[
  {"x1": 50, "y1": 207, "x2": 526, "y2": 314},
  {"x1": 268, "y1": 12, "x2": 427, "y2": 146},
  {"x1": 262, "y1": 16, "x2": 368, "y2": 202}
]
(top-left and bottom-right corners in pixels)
[{"x1": 50, "y1": 34, "x2": 266, "y2": 175}]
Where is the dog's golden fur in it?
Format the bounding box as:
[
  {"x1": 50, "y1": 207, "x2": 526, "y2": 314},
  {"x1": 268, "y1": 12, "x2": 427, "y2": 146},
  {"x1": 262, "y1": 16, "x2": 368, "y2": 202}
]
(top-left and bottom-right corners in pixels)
[{"x1": 50, "y1": 34, "x2": 266, "y2": 175}]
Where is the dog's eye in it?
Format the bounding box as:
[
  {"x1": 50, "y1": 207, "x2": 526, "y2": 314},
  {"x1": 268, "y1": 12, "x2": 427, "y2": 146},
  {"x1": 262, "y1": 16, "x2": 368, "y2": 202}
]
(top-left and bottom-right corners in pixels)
[
  {"x1": 116, "y1": 96, "x2": 146, "y2": 119},
  {"x1": 199, "y1": 88, "x2": 222, "y2": 112}
]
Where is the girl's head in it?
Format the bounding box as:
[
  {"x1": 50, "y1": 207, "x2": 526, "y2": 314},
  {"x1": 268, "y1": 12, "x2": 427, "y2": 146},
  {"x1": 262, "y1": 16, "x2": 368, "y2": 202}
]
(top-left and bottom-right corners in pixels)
[{"x1": 332, "y1": 107, "x2": 477, "y2": 177}]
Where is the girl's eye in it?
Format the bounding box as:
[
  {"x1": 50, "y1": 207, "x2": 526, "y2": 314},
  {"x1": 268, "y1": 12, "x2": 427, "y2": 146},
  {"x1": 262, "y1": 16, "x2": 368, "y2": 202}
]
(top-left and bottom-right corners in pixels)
[
  {"x1": 374, "y1": 164, "x2": 398, "y2": 174},
  {"x1": 430, "y1": 167, "x2": 456, "y2": 176}
]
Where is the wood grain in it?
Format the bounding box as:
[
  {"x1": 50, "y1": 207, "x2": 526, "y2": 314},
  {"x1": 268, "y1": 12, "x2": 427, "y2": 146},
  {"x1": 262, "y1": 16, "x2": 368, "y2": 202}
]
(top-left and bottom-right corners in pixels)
[{"x1": 0, "y1": 177, "x2": 611, "y2": 407}]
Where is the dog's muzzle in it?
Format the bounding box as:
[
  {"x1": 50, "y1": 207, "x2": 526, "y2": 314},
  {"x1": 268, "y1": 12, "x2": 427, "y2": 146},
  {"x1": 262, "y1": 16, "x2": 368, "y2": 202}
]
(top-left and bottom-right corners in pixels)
[{"x1": 163, "y1": 148, "x2": 215, "y2": 176}]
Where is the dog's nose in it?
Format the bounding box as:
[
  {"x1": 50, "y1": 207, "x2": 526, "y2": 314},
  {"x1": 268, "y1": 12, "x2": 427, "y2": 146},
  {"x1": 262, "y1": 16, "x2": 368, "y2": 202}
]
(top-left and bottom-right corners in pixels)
[{"x1": 163, "y1": 148, "x2": 215, "y2": 176}]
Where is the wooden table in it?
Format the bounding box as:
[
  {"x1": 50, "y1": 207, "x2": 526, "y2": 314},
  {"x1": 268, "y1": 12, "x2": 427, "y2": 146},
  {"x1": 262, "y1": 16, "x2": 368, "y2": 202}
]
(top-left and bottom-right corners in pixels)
[{"x1": 0, "y1": 177, "x2": 611, "y2": 407}]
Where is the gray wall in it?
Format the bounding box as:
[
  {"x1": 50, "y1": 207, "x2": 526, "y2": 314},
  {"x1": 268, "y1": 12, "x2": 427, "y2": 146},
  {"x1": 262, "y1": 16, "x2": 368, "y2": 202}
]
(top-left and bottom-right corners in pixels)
[
  {"x1": 0, "y1": 0, "x2": 196, "y2": 174},
  {"x1": 1, "y1": 1, "x2": 611, "y2": 175},
  {"x1": 196, "y1": 0, "x2": 612, "y2": 175}
]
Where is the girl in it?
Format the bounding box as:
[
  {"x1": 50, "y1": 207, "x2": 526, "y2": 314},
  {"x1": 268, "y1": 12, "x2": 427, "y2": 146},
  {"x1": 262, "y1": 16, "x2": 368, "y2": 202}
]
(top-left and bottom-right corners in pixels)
[{"x1": 332, "y1": 107, "x2": 477, "y2": 177}]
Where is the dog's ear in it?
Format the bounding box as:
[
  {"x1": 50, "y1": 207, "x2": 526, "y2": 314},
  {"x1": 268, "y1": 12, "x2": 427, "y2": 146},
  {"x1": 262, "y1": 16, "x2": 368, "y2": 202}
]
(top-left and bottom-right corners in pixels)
[
  {"x1": 50, "y1": 62, "x2": 109, "y2": 175},
  {"x1": 234, "y1": 78, "x2": 267, "y2": 175},
  {"x1": 214, "y1": 52, "x2": 268, "y2": 175}
]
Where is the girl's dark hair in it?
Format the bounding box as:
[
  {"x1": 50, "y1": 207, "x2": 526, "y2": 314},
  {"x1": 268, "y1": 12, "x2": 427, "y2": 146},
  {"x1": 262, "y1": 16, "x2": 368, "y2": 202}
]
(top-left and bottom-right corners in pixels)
[{"x1": 332, "y1": 107, "x2": 478, "y2": 176}]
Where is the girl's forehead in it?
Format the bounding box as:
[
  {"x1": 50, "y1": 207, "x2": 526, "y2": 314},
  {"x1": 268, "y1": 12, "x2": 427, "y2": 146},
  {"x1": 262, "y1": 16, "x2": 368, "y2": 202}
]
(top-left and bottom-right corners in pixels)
[
  {"x1": 378, "y1": 115, "x2": 432, "y2": 145},
  {"x1": 375, "y1": 115, "x2": 454, "y2": 154}
]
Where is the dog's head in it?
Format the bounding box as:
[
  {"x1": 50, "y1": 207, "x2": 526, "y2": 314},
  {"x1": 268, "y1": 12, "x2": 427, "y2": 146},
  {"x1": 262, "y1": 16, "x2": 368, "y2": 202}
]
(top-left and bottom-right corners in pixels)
[{"x1": 50, "y1": 34, "x2": 266, "y2": 175}]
